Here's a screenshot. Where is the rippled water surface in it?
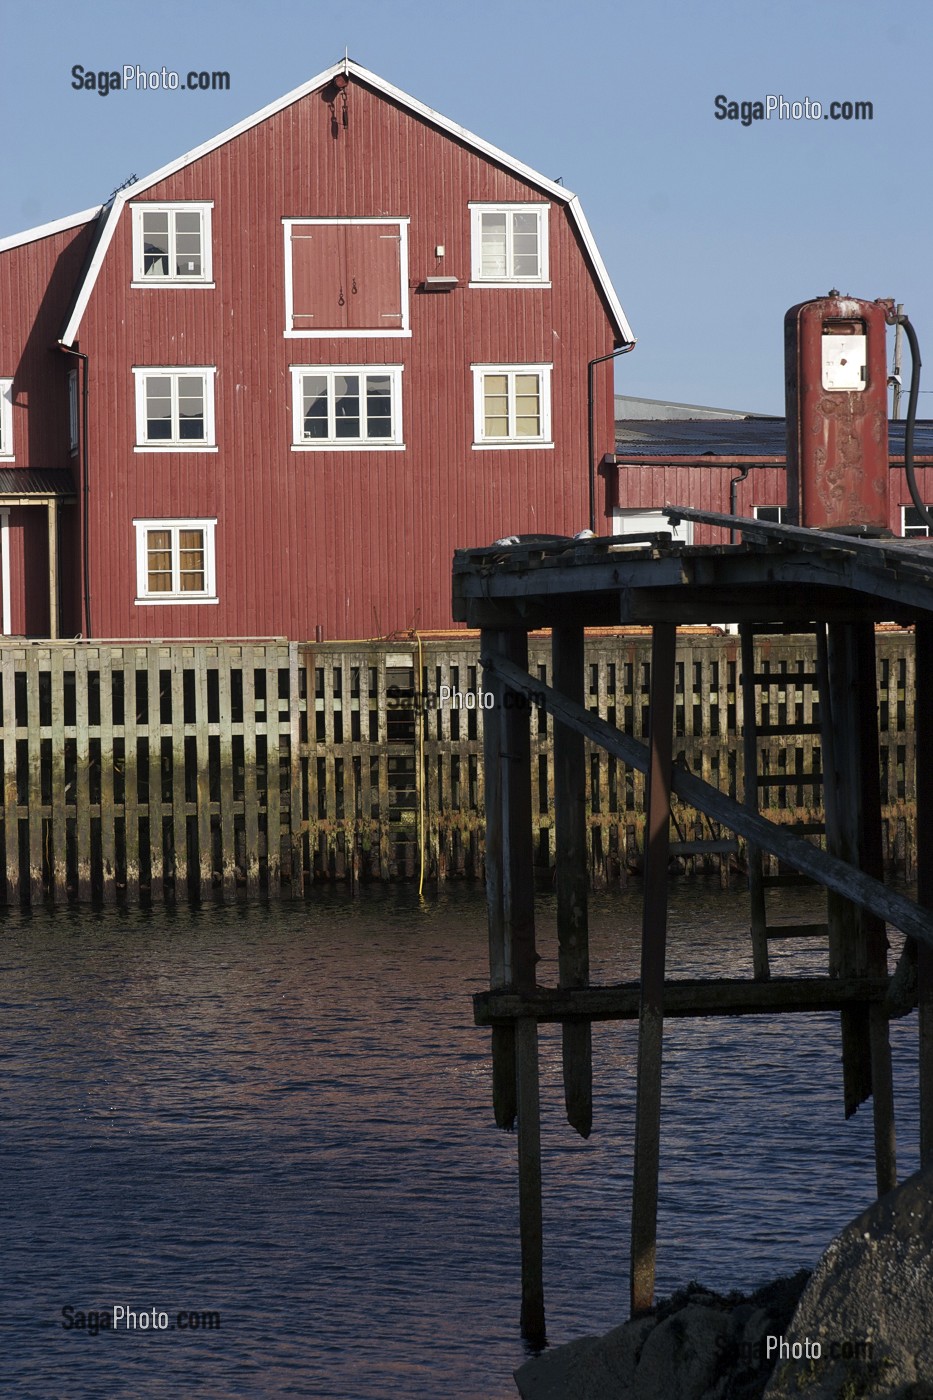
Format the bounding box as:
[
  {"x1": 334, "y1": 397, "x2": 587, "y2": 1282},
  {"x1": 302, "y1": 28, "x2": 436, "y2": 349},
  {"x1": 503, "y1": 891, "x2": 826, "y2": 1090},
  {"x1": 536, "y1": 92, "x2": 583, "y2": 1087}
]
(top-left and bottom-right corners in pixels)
[{"x1": 2, "y1": 883, "x2": 920, "y2": 1398}]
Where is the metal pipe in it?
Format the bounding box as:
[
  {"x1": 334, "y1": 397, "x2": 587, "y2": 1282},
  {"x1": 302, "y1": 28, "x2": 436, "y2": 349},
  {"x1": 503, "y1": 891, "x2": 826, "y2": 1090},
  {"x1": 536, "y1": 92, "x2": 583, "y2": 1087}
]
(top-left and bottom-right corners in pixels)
[
  {"x1": 729, "y1": 465, "x2": 751, "y2": 542},
  {"x1": 58, "y1": 343, "x2": 91, "y2": 637},
  {"x1": 588, "y1": 343, "x2": 635, "y2": 533}
]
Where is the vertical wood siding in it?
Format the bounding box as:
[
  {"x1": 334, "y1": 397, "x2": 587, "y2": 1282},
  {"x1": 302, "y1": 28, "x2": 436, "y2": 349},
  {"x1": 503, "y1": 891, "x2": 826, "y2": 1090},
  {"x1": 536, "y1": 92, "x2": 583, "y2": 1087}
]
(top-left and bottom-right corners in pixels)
[{"x1": 78, "y1": 77, "x2": 619, "y2": 641}]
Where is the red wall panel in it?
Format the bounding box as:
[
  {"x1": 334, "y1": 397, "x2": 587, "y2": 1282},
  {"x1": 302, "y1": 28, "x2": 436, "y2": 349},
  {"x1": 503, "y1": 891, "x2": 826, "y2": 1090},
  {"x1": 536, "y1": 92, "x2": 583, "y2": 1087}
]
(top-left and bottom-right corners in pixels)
[{"x1": 76, "y1": 75, "x2": 620, "y2": 640}]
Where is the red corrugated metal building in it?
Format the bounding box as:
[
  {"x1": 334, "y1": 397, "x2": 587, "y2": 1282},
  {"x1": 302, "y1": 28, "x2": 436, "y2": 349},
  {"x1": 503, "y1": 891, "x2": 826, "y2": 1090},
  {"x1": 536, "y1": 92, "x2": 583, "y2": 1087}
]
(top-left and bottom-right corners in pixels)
[
  {"x1": 0, "y1": 59, "x2": 633, "y2": 640},
  {"x1": 605, "y1": 418, "x2": 933, "y2": 544}
]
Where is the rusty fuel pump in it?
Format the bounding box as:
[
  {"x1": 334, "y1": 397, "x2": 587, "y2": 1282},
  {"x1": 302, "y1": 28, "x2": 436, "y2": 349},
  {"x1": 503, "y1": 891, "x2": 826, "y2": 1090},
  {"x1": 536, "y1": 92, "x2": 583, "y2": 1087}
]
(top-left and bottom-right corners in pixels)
[
  {"x1": 785, "y1": 292, "x2": 928, "y2": 533},
  {"x1": 785, "y1": 293, "x2": 895, "y2": 531}
]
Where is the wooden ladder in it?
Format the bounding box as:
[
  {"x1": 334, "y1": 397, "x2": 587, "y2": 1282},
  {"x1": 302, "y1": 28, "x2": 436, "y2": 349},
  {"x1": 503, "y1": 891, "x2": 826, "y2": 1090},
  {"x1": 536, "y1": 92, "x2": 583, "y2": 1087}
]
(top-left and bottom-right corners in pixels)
[{"x1": 741, "y1": 623, "x2": 828, "y2": 980}]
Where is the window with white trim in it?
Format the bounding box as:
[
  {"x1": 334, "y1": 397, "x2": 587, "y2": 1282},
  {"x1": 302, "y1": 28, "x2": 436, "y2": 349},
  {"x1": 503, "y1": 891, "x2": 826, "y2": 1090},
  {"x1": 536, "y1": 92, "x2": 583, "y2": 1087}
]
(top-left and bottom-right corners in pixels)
[
  {"x1": 133, "y1": 368, "x2": 217, "y2": 450},
  {"x1": 134, "y1": 519, "x2": 217, "y2": 603},
  {"x1": 470, "y1": 204, "x2": 549, "y2": 285},
  {"x1": 903, "y1": 505, "x2": 933, "y2": 538},
  {"x1": 0, "y1": 379, "x2": 12, "y2": 460},
  {"x1": 290, "y1": 366, "x2": 404, "y2": 449},
  {"x1": 131, "y1": 202, "x2": 213, "y2": 284},
  {"x1": 68, "y1": 369, "x2": 79, "y2": 454},
  {"x1": 472, "y1": 365, "x2": 552, "y2": 448}
]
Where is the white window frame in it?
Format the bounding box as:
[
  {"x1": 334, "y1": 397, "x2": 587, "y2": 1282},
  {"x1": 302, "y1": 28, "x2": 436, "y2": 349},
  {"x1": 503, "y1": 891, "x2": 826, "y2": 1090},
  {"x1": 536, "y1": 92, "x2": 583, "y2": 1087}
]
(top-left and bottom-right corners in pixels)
[
  {"x1": 283, "y1": 217, "x2": 411, "y2": 338},
  {"x1": 130, "y1": 202, "x2": 214, "y2": 287},
  {"x1": 133, "y1": 518, "x2": 218, "y2": 605},
  {"x1": 133, "y1": 367, "x2": 217, "y2": 452},
  {"x1": 471, "y1": 364, "x2": 553, "y2": 449},
  {"x1": 469, "y1": 203, "x2": 550, "y2": 287},
  {"x1": 0, "y1": 379, "x2": 12, "y2": 461},
  {"x1": 68, "y1": 369, "x2": 79, "y2": 455},
  {"x1": 611, "y1": 508, "x2": 694, "y2": 544},
  {"x1": 290, "y1": 365, "x2": 405, "y2": 451},
  {"x1": 902, "y1": 504, "x2": 933, "y2": 538}
]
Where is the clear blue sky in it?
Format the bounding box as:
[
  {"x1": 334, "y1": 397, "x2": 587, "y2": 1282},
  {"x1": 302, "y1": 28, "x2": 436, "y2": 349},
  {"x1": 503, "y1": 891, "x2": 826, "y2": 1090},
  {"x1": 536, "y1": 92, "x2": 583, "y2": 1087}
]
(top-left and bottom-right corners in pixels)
[{"x1": 2, "y1": 0, "x2": 928, "y2": 414}]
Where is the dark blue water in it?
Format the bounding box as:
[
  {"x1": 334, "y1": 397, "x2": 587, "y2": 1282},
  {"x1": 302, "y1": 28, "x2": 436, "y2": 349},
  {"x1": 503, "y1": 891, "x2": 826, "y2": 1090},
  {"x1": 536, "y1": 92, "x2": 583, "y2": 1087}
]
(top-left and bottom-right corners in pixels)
[{"x1": 1, "y1": 884, "x2": 920, "y2": 1398}]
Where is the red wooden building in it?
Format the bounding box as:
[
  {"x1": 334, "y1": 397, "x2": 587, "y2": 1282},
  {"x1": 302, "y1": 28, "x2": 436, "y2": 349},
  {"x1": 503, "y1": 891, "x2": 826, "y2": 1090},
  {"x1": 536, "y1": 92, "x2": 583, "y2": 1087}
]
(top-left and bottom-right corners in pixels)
[
  {"x1": 0, "y1": 58, "x2": 632, "y2": 640},
  {"x1": 605, "y1": 418, "x2": 933, "y2": 544}
]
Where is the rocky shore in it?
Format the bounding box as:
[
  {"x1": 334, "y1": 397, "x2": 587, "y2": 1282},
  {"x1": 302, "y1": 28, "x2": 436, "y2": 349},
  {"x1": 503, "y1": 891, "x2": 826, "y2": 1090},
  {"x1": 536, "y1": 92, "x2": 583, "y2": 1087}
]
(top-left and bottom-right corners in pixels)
[
  {"x1": 514, "y1": 1272, "x2": 811, "y2": 1400},
  {"x1": 514, "y1": 1166, "x2": 933, "y2": 1400}
]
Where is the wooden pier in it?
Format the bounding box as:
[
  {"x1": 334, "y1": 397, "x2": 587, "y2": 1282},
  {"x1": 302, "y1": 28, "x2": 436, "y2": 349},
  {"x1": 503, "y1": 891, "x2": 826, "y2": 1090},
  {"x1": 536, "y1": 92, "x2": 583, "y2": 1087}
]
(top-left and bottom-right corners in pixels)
[
  {"x1": 453, "y1": 514, "x2": 933, "y2": 1343},
  {"x1": 0, "y1": 625, "x2": 921, "y2": 903}
]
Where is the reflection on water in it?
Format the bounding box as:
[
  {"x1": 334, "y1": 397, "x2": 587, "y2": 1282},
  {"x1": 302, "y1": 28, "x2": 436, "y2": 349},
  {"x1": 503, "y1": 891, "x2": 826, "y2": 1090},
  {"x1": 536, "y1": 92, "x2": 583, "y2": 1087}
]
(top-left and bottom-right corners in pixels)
[{"x1": 1, "y1": 883, "x2": 920, "y2": 1398}]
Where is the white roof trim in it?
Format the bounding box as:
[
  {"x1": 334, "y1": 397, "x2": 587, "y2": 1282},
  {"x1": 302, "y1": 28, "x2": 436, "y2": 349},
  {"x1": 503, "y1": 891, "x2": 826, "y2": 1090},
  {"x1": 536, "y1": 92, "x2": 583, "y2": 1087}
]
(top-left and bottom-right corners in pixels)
[
  {"x1": 0, "y1": 205, "x2": 101, "y2": 255},
  {"x1": 60, "y1": 58, "x2": 634, "y2": 346}
]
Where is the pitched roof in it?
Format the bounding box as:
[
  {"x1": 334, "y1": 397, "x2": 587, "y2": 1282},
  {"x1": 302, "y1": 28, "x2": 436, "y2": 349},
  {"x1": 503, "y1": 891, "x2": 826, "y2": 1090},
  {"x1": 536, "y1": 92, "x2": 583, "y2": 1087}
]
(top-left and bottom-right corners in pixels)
[
  {"x1": 614, "y1": 418, "x2": 933, "y2": 462},
  {"x1": 0, "y1": 206, "x2": 101, "y2": 254},
  {"x1": 59, "y1": 58, "x2": 633, "y2": 347}
]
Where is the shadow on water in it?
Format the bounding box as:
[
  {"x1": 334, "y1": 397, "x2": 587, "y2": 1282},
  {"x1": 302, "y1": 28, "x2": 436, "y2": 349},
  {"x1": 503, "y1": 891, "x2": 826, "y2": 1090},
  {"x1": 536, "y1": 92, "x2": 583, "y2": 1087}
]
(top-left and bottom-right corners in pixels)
[{"x1": 0, "y1": 880, "x2": 920, "y2": 1398}]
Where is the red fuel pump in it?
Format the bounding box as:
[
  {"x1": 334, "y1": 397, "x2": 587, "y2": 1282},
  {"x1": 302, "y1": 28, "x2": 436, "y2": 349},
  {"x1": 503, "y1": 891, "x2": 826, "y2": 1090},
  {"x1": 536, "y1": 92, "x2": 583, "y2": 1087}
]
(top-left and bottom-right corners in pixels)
[{"x1": 785, "y1": 292, "x2": 897, "y2": 530}]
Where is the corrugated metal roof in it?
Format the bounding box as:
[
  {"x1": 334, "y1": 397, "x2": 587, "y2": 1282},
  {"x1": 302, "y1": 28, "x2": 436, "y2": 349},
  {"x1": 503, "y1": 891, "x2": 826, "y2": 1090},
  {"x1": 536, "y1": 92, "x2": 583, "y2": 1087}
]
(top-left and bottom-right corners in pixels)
[
  {"x1": 0, "y1": 468, "x2": 76, "y2": 497},
  {"x1": 614, "y1": 419, "x2": 933, "y2": 459}
]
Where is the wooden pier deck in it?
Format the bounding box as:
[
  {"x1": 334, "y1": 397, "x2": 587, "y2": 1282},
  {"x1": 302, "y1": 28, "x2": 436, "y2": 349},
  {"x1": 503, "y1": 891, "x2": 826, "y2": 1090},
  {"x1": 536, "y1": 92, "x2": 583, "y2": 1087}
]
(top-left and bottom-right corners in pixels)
[{"x1": 452, "y1": 512, "x2": 933, "y2": 1340}]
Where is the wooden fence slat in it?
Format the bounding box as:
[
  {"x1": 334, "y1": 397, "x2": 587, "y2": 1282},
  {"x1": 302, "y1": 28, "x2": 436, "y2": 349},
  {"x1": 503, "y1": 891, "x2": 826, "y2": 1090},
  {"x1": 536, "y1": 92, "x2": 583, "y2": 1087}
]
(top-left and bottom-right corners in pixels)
[
  {"x1": 99, "y1": 646, "x2": 116, "y2": 903},
  {"x1": 195, "y1": 648, "x2": 213, "y2": 898},
  {"x1": 123, "y1": 649, "x2": 140, "y2": 901},
  {"x1": 265, "y1": 646, "x2": 282, "y2": 896},
  {"x1": 2, "y1": 649, "x2": 18, "y2": 904},
  {"x1": 147, "y1": 647, "x2": 164, "y2": 902},
  {"x1": 25, "y1": 648, "x2": 44, "y2": 905},
  {"x1": 75, "y1": 646, "x2": 92, "y2": 902},
  {"x1": 242, "y1": 645, "x2": 260, "y2": 894},
  {"x1": 288, "y1": 642, "x2": 304, "y2": 896},
  {"x1": 170, "y1": 646, "x2": 188, "y2": 898},
  {"x1": 50, "y1": 647, "x2": 68, "y2": 902},
  {"x1": 218, "y1": 647, "x2": 236, "y2": 898}
]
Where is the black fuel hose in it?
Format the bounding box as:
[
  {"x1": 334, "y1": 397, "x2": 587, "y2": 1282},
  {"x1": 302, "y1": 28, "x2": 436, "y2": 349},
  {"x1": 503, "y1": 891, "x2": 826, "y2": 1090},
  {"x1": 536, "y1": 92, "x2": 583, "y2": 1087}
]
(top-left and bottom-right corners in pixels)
[{"x1": 899, "y1": 315, "x2": 933, "y2": 530}]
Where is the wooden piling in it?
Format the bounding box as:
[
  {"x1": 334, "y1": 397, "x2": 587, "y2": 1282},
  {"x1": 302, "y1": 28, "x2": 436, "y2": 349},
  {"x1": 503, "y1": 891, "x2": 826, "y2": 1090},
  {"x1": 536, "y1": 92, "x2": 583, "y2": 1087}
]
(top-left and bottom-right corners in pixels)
[
  {"x1": 123, "y1": 650, "x2": 140, "y2": 901},
  {"x1": 740, "y1": 626, "x2": 770, "y2": 980},
  {"x1": 49, "y1": 646, "x2": 68, "y2": 902},
  {"x1": 481, "y1": 628, "x2": 516, "y2": 1130},
  {"x1": 630, "y1": 622, "x2": 676, "y2": 1317},
  {"x1": 99, "y1": 646, "x2": 117, "y2": 904},
  {"x1": 916, "y1": 618, "x2": 933, "y2": 1170},
  {"x1": 552, "y1": 623, "x2": 592, "y2": 1138},
  {"x1": 74, "y1": 646, "x2": 91, "y2": 902},
  {"x1": 217, "y1": 648, "x2": 236, "y2": 899},
  {"x1": 500, "y1": 628, "x2": 544, "y2": 1346},
  {"x1": 265, "y1": 649, "x2": 282, "y2": 895},
  {"x1": 25, "y1": 646, "x2": 43, "y2": 905},
  {"x1": 195, "y1": 647, "x2": 212, "y2": 900},
  {"x1": 170, "y1": 646, "x2": 188, "y2": 898}
]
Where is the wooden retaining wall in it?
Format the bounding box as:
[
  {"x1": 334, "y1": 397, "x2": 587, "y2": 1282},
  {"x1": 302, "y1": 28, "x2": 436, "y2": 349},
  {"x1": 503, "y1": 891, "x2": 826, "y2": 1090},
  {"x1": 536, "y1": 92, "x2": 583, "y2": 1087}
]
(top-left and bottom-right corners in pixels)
[{"x1": 0, "y1": 631, "x2": 917, "y2": 903}]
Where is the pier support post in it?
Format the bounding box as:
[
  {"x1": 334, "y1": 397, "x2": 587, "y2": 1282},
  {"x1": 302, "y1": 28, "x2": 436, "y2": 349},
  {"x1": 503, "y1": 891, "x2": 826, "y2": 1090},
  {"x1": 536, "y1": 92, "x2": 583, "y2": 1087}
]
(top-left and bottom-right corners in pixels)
[
  {"x1": 740, "y1": 626, "x2": 770, "y2": 980},
  {"x1": 631, "y1": 621, "x2": 676, "y2": 1316},
  {"x1": 822, "y1": 622, "x2": 896, "y2": 1191},
  {"x1": 917, "y1": 619, "x2": 933, "y2": 1169},
  {"x1": 481, "y1": 628, "x2": 516, "y2": 1130},
  {"x1": 552, "y1": 622, "x2": 592, "y2": 1137}
]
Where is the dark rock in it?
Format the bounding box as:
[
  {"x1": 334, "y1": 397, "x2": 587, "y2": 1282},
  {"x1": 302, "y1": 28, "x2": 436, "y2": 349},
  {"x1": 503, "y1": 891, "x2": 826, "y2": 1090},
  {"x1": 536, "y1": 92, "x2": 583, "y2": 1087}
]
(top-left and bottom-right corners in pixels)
[{"x1": 764, "y1": 1166, "x2": 933, "y2": 1400}]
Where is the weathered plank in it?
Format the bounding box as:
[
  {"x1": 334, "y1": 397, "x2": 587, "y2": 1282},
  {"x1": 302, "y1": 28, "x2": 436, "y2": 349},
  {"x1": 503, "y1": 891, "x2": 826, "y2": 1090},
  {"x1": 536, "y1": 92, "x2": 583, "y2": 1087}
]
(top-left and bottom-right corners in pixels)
[
  {"x1": 631, "y1": 622, "x2": 676, "y2": 1316},
  {"x1": 474, "y1": 976, "x2": 897, "y2": 1024},
  {"x1": 99, "y1": 646, "x2": 116, "y2": 903},
  {"x1": 482, "y1": 653, "x2": 933, "y2": 949}
]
